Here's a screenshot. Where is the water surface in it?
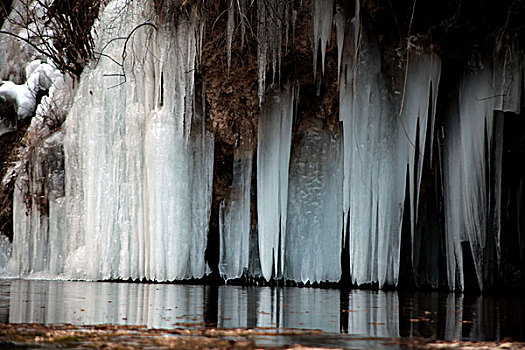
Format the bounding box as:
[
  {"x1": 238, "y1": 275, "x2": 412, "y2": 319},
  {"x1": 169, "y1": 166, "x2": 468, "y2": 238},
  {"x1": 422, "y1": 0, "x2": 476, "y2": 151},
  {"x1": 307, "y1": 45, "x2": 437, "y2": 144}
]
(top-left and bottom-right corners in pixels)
[{"x1": 0, "y1": 280, "x2": 524, "y2": 347}]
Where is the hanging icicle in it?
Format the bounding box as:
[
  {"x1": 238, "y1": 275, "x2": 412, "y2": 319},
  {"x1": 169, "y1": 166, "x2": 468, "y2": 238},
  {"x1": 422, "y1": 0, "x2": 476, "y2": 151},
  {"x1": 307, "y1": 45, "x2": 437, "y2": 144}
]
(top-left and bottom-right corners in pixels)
[
  {"x1": 337, "y1": 1, "x2": 441, "y2": 287},
  {"x1": 256, "y1": 84, "x2": 295, "y2": 281},
  {"x1": 219, "y1": 130, "x2": 253, "y2": 280}
]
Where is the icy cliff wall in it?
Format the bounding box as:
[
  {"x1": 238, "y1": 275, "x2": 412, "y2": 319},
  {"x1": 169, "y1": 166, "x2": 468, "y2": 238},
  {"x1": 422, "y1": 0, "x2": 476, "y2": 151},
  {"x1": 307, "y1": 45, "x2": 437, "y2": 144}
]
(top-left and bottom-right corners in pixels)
[
  {"x1": 1, "y1": 0, "x2": 524, "y2": 290},
  {"x1": 8, "y1": 0, "x2": 214, "y2": 281},
  {"x1": 224, "y1": 0, "x2": 524, "y2": 290},
  {"x1": 61, "y1": 0, "x2": 213, "y2": 281}
]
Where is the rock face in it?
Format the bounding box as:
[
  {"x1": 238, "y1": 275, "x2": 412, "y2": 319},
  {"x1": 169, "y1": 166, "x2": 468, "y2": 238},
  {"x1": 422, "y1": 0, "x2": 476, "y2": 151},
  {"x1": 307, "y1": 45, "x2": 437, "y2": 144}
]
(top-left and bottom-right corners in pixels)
[{"x1": 0, "y1": 0, "x2": 524, "y2": 291}]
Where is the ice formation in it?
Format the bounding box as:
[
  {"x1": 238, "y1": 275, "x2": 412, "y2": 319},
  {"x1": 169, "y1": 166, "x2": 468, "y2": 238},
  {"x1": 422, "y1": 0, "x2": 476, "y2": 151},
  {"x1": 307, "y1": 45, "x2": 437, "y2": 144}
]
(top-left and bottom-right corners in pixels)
[
  {"x1": 255, "y1": 85, "x2": 344, "y2": 284},
  {"x1": 442, "y1": 56, "x2": 512, "y2": 291},
  {"x1": 256, "y1": 85, "x2": 295, "y2": 280},
  {"x1": 63, "y1": 0, "x2": 212, "y2": 281},
  {"x1": 11, "y1": 131, "x2": 65, "y2": 277},
  {"x1": 2, "y1": 0, "x2": 524, "y2": 290},
  {"x1": 256, "y1": 0, "x2": 294, "y2": 104},
  {"x1": 338, "y1": 10, "x2": 441, "y2": 286},
  {"x1": 331, "y1": 4, "x2": 521, "y2": 290},
  {"x1": 285, "y1": 118, "x2": 343, "y2": 283},
  {"x1": 311, "y1": 0, "x2": 334, "y2": 77},
  {"x1": 219, "y1": 131, "x2": 253, "y2": 280},
  {"x1": 226, "y1": 0, "x2": 250, "y2": 69},
  {"x1": 10, "y1": 0, "x2": 213, "y2": 281},
  {"x1": 4, "y1": 59, "x2": 67, "y2": 278}
]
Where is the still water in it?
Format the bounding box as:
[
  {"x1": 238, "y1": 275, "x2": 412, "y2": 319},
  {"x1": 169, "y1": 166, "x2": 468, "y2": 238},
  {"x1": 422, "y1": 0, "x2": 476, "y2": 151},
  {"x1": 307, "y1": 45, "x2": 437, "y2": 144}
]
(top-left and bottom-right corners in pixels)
[{"x1": 0, "y1": 280, "x2": 524, "y2": 346}]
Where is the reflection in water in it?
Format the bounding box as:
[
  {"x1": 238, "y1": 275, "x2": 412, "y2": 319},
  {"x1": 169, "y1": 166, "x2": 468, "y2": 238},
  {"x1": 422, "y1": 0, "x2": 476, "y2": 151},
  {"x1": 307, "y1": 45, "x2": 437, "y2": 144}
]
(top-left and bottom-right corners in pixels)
[
  {"x1": 8, "y1": 280, "x2": 205, "y2": 328},
  {"x1": 1, "y1": 279, "x2": 524, "y2": 341}
]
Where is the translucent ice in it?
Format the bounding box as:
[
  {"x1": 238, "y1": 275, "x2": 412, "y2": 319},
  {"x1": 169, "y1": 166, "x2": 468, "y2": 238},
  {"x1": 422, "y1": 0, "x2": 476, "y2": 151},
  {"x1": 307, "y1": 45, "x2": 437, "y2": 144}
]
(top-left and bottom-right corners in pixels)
[
  {"x1": 311, "y1": 0, "x2": 333, "y2": 77},
  {"x1": 10, "y1": 0, "x2": 214, "y2": 281},
  {"x1": 285, "y1": 118, "x2": 343, "y2": 283},
  {"x1": 257, "y1": 85, "x2": 294, "y2": 280},
  {"x1": 338, "y1": 13, "x2": 440, "y2": 287},
  {"x1": 442, "y1": 62, "x2": 501, "y2": 291},
  {"x1": 219, "y1": 131, "x2": 253, "y2": 280}
]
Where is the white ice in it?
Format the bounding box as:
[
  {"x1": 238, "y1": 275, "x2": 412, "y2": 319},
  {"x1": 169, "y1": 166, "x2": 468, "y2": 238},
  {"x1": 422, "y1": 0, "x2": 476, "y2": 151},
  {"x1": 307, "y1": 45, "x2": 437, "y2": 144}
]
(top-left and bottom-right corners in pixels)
[
  {"x1": 9, "y1": 0, "x2": 214, "y2": 281},
  {"x1": 442, "y1": 61, "x2": 503, "y2": 291},
  {"x1": 338, "y1": 7, "x2": 440, "y2": 287},
  {"x1": 219, "y1": 132, "x2": 253, "y2": 280},
  {"x1": 285, "y1": 118, "x2": 343, "y2": 283},
  {"x1": 257, "y1": 85, "x2": 294, "y2": 280}
]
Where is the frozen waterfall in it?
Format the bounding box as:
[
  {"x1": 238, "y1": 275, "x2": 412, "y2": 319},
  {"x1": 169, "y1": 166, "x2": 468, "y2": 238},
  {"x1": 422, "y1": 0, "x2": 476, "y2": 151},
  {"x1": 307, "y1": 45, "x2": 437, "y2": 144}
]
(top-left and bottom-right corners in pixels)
[
  {"x1": 2, "y1": 0, "x2": 524, "y2": 290},
  {"x1": 62, "y1": 0, "x2": 213, "y2": 281},
  {"x1": 338, "y1": 16, "x2": 441, "y2": 287},
  {"x1": 10, "y1": 0, "x2": 214, "y2": 281}
]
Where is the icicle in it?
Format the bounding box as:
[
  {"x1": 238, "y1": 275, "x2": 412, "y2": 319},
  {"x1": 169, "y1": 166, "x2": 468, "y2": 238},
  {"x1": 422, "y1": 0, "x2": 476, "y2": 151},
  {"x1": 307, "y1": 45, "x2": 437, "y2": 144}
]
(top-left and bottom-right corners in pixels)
[
  {"x1": 311, "y1": 0, "x2": 334, "y2": 77},
  {"x1": 398, "y1": 54, "x2": 441, "y2": 271},
  {"x1": 256, "y1": 0, "x2": 294, "y2": 104},
  {"x1": 337, "y1": 3, "x2": 440, "y2": 287},
  {"x1": 443, "y1": 63, "x2": 495, "y2": 291},
  {"x1": 257, "y1": 85, "x2": 294, "y2": 281},
  {"x1": 189, "y1": 91, "x2": 215, "y2": 279},
  {"x1": 338, "y1": 0, "x2": 360, "y2": 244},
  {"x1": 227, "y1": 0, "x2": 234, "y2": 70},
  {"x1": 339, "y1": 28, "x2": 397, "y2": 287},
  {"x1": 334, "y1": 5, "x2": 346, "y2": 80},
  {"x1": 219, "y1": 131, "x2": 253, "y2": 280}
]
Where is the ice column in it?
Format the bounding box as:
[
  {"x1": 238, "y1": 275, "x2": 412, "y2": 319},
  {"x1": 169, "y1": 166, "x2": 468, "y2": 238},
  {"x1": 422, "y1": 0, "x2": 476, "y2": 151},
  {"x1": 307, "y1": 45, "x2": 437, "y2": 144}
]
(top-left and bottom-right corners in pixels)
[
  {"x1": 62, "y1": 0, "x2": 213, "y2": 281},
  {"x1": 8, "y1": 58, "x2": 70, "y2": 278},
  {"x1": 400, "y1": 54, "x2": 441, "y2": 276},
  {"x1": 219, "y1": 131, "x2": 253, "y2": 280},
  {"x1": 442, "y1": 43, "x2": 521, "y2": 290},
  {"x1": 338, "y1": 8, "x2": 440, "y2": 286},
  {"x1": 285, "y1": 118, "x2": 343, "y2": 283},
  {"x1": 257, "y1": 85, "x2": 294, "y2": 281},
  {"x1": 443, "y1": 64, "x2": 496, "y2": 291}
]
